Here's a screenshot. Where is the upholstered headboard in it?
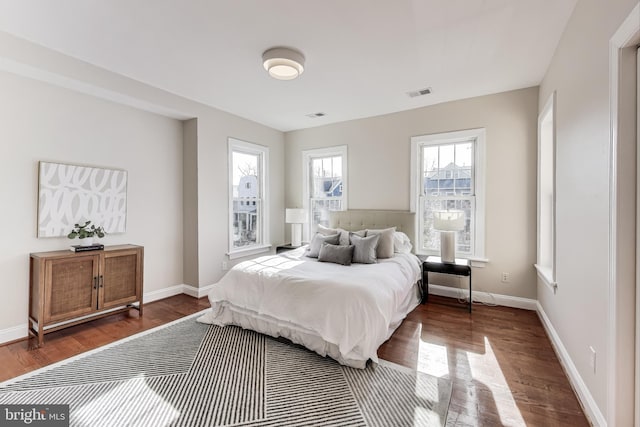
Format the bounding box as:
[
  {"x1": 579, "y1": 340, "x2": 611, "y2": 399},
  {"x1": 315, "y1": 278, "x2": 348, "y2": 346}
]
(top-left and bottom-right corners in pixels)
[{"x1": 329, "y1": 210, "x2": 416, "y2": 246}]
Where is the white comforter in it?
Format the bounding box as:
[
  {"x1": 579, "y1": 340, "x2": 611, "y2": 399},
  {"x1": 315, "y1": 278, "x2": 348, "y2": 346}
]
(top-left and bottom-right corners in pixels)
[{"x1": 199, "y1": 247, "x2": 421, "y2": 365}]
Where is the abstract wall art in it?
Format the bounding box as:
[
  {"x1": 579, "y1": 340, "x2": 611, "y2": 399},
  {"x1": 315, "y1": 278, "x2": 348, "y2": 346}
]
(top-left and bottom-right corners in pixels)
[{"x1": 37, "y1": 161, "x2": 127, "y2": 237}]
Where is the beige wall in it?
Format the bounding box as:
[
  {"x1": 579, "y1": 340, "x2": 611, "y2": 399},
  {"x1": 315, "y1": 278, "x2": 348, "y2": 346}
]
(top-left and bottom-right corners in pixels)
[
  {"x1": 0, "y1": 31, "x2": 286, "y2": 339},
  {"x1": 0, "y1": 70, "x2": 184, "y2": 330},
  {"x1": 194, "y1": 107, "x2": 285, "y2": 285},
  {"x1": 285, "y1": 87, "x2": 539, "y2": 299},
  {"x1": 538, "y1": 0, "x2": 639, "y2": 424},
  {"x1": 182, "y1": 118, "x2": 199, "y2": 286}
]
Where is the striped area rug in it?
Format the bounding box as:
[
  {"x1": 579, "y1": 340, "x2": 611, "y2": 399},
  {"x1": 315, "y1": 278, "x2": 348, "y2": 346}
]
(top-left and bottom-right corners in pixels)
[{"x1": 0, "y1": 313, "x2": 451, "y2": 426}]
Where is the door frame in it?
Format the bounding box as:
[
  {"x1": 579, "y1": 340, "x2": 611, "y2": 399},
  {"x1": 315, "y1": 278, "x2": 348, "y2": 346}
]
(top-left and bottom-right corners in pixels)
[{"x1": 608, "y1": 3, "x2": 640, "y2": 426}]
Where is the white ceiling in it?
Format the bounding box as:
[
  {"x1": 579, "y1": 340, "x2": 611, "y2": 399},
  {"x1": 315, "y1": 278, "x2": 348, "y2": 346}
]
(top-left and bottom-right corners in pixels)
[{"x1": 0, "y1": 0, "x2": 576, "y2": 132}]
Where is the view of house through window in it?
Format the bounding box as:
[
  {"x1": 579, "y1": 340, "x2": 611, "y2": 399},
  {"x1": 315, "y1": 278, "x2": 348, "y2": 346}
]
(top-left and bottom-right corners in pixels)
[
  {"x1": 302, "y1": 146, "x2": 347, "y2": 239},
  {"x1": 421, "y1": 142, "x2": 474, "y2": 254},
  {"x1": 232, "y1": 151, "x2": 260, "y2": 248},
  {"x1": 412, "y1": 129, "x2": 485, "y2": 258},
  {"x1": 229, "y1": 138, "x2": 268, "y2": 254},
  {"x1": 310, "y1": 156, "x2": 343, "y2": 228}
]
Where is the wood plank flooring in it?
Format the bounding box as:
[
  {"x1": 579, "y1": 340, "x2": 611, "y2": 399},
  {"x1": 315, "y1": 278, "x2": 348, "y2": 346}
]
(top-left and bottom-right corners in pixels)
[
  {"x1": 0, "y1": 294, "x2": 588, "y2": 426},
  {"x1": 378, "y1": 296, "x2": 589, "y2": 426}
]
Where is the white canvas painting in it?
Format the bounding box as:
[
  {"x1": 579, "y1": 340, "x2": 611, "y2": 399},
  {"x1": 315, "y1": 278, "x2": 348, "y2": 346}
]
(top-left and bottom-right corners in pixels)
[{"x1": 38, "y1": 162, "x2": 127, "y2": 237}]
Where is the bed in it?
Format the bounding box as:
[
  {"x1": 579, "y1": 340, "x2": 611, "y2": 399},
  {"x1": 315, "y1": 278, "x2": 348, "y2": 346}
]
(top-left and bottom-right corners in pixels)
[{"x1": 198, "y1": 210, "x2": 422, "y2": 368}]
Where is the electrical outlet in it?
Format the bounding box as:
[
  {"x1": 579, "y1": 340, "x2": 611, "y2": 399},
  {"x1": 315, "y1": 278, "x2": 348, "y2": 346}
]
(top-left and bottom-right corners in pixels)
[
  {"x1": 589, "y1": 346, "x2": 596, "y2": 374},
  {"x1": 501, "y1": 272, "x2": 510, "y2": 283},
  {"x1": 222, "y1": 261, "x2": 228, "y2": 271}
]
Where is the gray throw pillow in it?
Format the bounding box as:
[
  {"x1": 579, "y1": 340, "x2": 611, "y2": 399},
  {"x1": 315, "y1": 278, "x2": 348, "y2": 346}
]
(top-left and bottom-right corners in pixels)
[
  {"x1": 318, "y1": 243, "x2": 354, "y2": 266},
  {"x1": 318, "y1": 224, "x2": 357, "y2": 246},
  {"x1": 366, "y1": 227, "x2": 396, "y2": 259},
  {"x1": 306, "y1": 233, "x2": 340, "y2": 258},
  {"x1": 348, "y1": 229, "x2": 366, "y2": 242},
  {"x1": 350, "y1": 233, "x2": 380, "y2": 264}
]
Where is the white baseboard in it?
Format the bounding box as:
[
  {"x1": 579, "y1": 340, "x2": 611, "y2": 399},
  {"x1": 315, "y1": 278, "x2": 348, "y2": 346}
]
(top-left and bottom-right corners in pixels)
[
  {"x1": 428, "y1": 284, "x2": 537, "y2": 310},
  {"x1": 182, "y1": 283, "x2": 214, "y2": 299},
  {"x1": 536, "y1": 302, "x2": 606, "y2": 426},
  {"x1": 0, "y1": 324, "x2": 27, "y2": 345},
  {"x1": 146, "y1": 284, "x2": 212, "y2": 300},
  {"x1": 0, "y1": 284, "x2": 208, "y2": 346},
  {"x1": 144, "y1": 284, "x2": 185, "y2": 303}
]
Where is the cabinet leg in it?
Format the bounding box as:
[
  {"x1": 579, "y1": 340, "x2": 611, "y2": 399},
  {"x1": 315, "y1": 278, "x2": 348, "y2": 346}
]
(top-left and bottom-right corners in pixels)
[{"x1": 127, "y1": 302, "x2": 143, "y2": 317}]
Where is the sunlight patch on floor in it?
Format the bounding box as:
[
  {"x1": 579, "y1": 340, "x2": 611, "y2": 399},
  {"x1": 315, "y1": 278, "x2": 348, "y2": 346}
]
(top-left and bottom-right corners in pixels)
[
  {"x1": 417, "y1": 339, "x2": 450, "y2": 378},
  {"x1": 75, "y1": 375, "x2": 179, "y2": 426},
  {"x1": 413, "y1": 406, "x2": 443, "y2": 426},
  {"x1": 467, "y1": 336, "x2": 525, "y2": 426}
]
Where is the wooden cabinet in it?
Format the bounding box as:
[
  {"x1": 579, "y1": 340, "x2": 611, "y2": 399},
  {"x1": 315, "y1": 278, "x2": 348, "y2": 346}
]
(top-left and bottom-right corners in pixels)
[{"x1": 29, "y1": 244, "x2": 143, "y2": 345}]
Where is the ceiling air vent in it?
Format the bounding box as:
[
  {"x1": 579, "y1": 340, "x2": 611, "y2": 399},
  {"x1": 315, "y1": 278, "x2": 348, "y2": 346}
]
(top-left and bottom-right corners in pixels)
[
  {"x1": 406, "y1": 87, "x2": 432, "y2": 98},
  {"x1": 305, "y1": 112, "x2": 326, "y2": 118}
]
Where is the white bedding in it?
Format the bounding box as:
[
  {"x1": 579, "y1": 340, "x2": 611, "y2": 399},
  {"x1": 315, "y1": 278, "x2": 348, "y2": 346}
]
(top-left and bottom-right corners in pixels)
[{"x1": 198, "y1": 247, "x2": 421, "y2": 367}]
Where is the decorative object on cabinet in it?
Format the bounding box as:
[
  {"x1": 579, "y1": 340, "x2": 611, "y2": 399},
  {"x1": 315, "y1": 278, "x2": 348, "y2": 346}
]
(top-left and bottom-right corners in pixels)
[
  {"x1": 69, "y1": 244, "x2": 105, "y2": 253},
  {"x1": 67, "y1": 220, "x2": 106, "y2": 247},
  {"x1": 37, "y1": 161, "x2": 127, "y2": 238},
  {"x1": 29, "y1": 244, "x2": 143, "y2": 346}
]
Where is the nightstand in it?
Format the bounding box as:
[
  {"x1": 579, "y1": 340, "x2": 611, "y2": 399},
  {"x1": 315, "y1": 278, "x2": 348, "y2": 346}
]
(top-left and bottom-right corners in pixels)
[
  {"x1": 422, "y1": 256, "x2": 472, "y2": 313},
  {"x1": 276, "y1": 244, "x2": 299, "y2": 254}
]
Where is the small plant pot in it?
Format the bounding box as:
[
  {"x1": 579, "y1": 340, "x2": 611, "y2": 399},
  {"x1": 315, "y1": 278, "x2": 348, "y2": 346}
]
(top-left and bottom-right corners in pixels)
[{"x1": 78, "y1": 237, "x2": 94, "y2": 246}]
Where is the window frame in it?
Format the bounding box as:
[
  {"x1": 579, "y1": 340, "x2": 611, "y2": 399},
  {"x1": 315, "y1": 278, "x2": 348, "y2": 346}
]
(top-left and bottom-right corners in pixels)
[
  {"x1": 302, "y1": 145, "x2": 348, "y2": 243},
  {"x1": 410, "y1": 128, "x2": 487, "y2": 264},
  {"x1": 535, "y1": 92, "x2": 557, "y2": 290},
  {"x1": 227, "y1": 137, "x2": 270, "y2": 259}
]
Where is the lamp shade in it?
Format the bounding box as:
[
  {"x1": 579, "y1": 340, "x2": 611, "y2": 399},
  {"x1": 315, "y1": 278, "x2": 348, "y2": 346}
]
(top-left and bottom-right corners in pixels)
[
  {"x1": 433, "y1": 210, "x2": 465, "y2": 231},
  {"x1": 285, "y1": 208, "x2": 307, "y2": 224}
]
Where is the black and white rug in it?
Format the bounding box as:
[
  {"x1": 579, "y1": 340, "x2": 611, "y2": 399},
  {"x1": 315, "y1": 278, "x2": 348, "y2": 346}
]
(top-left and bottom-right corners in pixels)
[{"x1": 0, "y1": 312, "x2": 451, "y2": 426}]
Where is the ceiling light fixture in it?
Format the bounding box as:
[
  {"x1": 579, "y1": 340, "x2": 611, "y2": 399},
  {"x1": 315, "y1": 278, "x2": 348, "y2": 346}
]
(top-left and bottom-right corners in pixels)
[{"x1": 262, "y1": 47, "x2": 305, "y2": 80}]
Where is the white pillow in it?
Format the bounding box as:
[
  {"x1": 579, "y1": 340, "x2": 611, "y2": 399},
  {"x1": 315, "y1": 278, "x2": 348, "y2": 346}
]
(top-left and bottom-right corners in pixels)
[
  {"x1": 317, "y1": 224, "x2": 338, "y2": 235},
  {"x1": 393, "y1": 231, "x2": 413, "y2": 254}
]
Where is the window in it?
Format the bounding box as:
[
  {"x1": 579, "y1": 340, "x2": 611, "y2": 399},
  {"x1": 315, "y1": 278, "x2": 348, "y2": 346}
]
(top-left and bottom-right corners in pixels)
[
  {"x1": 228, "y1": 138, "x2": 269, "y2": 259},
  {"x1": 410, "y1": 129, "x2": 486, "y2": 260},
  {"x1": 302, "y1": 146, "x2": 348, "y2": 241},
  {"x1": 536, "y1": 93, "x2": 556, "y2": 289}
]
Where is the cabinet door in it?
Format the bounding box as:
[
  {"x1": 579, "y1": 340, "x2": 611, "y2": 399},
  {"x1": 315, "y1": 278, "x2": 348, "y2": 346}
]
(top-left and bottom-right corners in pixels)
[
  {"x1": 44, "y1": 255, "x2": 99, "y2": 324},
  {"x1": 99, "y1": 249, "x2": 141, "y2": 310}
]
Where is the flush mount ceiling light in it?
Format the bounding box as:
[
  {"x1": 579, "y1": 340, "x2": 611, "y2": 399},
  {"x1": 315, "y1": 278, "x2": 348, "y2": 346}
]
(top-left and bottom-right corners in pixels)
[{"x1": 262, "y1": 47, "x2": 305, "y2": 80}]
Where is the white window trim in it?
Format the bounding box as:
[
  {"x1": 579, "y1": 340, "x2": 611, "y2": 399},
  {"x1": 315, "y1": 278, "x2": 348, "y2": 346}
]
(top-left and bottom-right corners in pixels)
[
  {"x1": 535, "y1": 264, "x2": 556, "y2": 290},
  {"x1": 227, "y1": 137, "x2": 270, "y2": 258},
  {"x1": 410, "y1": 128, "x2": 486, "y2": 263},
  {"x1": 302, "y1": 145, "x2": 348, "y2": 242},
  {"x1": 228, "y1": 244, "x2": 272, "y2": 260},
  {"x1": 536, "y1": 92, "x2": 557, "y2": 292}
]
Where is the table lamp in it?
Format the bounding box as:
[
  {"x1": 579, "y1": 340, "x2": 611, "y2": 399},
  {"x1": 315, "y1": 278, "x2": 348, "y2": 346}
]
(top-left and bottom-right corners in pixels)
[
  {"x1": 433, "y1": 210, "x2": 465, "y2": 263},
  {"x1": 285, "y1": 208, "x2": 307, "y2": 247}
]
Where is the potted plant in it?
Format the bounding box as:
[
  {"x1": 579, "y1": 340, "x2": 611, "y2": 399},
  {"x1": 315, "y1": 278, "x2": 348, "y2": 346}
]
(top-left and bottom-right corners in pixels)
[{"x1": 67, "y1": 221, "x2": 106, "y2": 246}]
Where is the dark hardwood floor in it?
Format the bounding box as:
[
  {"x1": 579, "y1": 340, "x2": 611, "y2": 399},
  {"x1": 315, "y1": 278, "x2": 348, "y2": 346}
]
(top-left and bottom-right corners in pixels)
[
  {"x1": 378, "y1": 297, "x2": 589, "y2": 426},
  {"x1": 0, "y1": 294, "x2": 588, "y2": 426}
]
